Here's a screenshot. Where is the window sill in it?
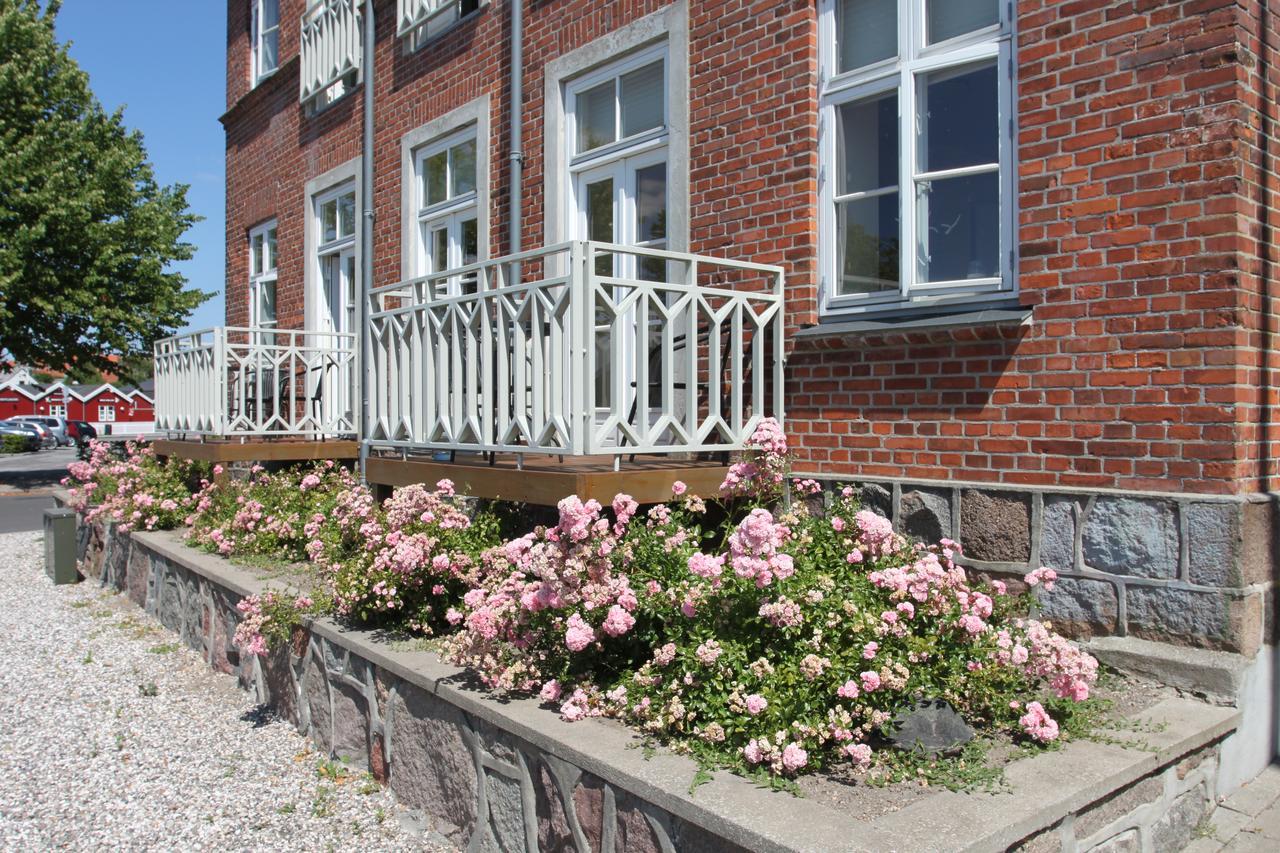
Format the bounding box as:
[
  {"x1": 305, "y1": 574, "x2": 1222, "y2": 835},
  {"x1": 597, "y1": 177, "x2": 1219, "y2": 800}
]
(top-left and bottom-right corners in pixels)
[
  {"x1": 795, "y1": 305, "x2": 1031, "y2": 340},
  {"x1": 401, "y1": 4, "x2": 487, "y2": 55}
]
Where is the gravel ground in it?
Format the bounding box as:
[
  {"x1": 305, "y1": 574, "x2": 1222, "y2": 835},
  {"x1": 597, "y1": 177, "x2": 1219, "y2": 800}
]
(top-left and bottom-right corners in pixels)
[{"x1": 0, "y1": 530, "x2": 453, "y2": 851}]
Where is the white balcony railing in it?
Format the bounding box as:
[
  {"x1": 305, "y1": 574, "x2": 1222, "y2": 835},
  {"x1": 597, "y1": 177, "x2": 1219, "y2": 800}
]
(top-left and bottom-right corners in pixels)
[
  {"x1": 299, "y1": 0, "x2": 362, "y2": 106},
  {"x1": 154, "y1": 327, "x2": 357, "y2": 438},
  {"x1": 367, "y1": 241, "x2": 785, "y2": 457},
  {"x1": 396, "y1": 0, "x2": 475, "y2": 39}
]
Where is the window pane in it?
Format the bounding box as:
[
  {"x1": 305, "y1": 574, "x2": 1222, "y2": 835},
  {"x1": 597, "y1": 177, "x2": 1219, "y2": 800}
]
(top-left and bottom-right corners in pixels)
[
  {"x1": 577, "y1": 81, "x2": 616, "y2": 153},
  {"x1": 261, "y1": 31, "x2": 279, "y2": 72},
  {"x1": 838, "y1": 0, "x2": 897, "y2": 73},
  {"x1": 260, "y1": 280, "x2": 277, "y2": 324},
  {"x1": 338, "y1": 193, "x2": 355, "y2": 238},
  {"x1": 424, "y1": 150, "x2": 447, "y2": 206},
  {"x1": 460, "y1": 217, "x2": 478, "y2": 266},
  {"x1": 450, "y1": 139, "x2": 477, "y2": 197},
  {"x1": 251, "y1": 233, "x2": 263, "y2": 275},
  {"x1": 620, "y1": 61, "x2": 664, "y2": 138},
  {"x1": 635, "y1": 163, "x2": 666, "y2": 243},
  {"x1": 266, "y1": 228, "x2": 277, "y2": 271},
  {"x1": 836, "y1": 90, "x2": 898, "y2": 195},
  {"x1": 585, "y1": 177, "x2": 614, "y2": 275},
  {"x1": 919, "y1": 63, "x2": 998, "y2": 174},
  {"x1": 321, "y1": 200, "x2": 337, "y2": 243},
  {"x1": 837, "y1": 193, "x2": 900, "y2": 296},
  {"x1": 431, "y1": 226, "x2": 448, "y2": 273},
  {"x1": 927, "y1": 0, "x2": 998, "y2": 44},
  {"x1": 917, "y1": 171, "x2": 999, "y2": 283},
  {"x1": 262, "y1": 0, "x2": 279, "y2": 29}
]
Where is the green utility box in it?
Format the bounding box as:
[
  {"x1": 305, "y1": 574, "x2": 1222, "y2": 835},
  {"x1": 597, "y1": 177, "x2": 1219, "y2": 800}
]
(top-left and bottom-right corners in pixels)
[{"x1": 43, "y1": 507, "x2": 79, "y2": 585}]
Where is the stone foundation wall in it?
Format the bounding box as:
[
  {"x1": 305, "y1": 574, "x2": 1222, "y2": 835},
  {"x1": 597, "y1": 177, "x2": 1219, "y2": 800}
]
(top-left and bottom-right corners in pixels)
[
  {"x1": 72, "y1": 516, "x2": 1241, "y2": 853},
  {"x1": 1011, "y1": 746, "x2": 1219, "y2": 852},
  {"x1": 807, "y1": 476, "x2": 1278, "y2": 657}
]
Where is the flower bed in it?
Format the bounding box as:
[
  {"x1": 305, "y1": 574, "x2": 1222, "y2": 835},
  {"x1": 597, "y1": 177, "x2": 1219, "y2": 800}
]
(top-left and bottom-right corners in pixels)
[{"x1": 64, "y1": 425, "x2": 1106, "y2": 788}]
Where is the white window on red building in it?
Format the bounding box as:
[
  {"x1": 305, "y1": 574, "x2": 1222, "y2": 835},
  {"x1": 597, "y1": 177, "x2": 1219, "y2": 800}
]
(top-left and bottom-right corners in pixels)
[
  {"x1": 415, "y1": 129, "x2": 480, "y2": 295},
  {"x1": 819, "y1": 0, "x2": 1014, "y2": 317},
  {"x1": 249, "y1": 220, "x2": 279, "y2": 339},
  {"x1": 251, "y1": 0, "x2": 280, "y2": 86},
  {"x1": 49, "y1": 403, "x2": 66, "y2": 417},
  {"x1": 314, "y1": 185, "x2": 358, "y2": 339},
  {"x1": 98, "y1": 404, "x2": 116, "y2": 422}
]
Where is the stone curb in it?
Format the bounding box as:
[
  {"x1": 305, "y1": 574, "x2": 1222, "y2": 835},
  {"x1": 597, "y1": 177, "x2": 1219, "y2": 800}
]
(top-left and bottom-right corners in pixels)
[{"x1": 123, "y1": 528, "x2": 1242, "y2": 853}]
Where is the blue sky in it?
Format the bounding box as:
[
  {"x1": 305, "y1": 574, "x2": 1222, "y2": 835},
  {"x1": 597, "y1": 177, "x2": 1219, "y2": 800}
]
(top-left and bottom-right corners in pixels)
[{"x1": 56, "y1": 1, "x2": 227, "y2": 333}]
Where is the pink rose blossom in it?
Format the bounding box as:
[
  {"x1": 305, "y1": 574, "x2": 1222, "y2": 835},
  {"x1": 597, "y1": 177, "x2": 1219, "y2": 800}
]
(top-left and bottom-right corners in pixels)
[{"x1": 744, "y1": 694, "x2": 768, "y2": 715}]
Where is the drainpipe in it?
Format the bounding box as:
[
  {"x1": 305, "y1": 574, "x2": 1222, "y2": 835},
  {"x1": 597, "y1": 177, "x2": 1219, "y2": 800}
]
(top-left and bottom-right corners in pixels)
[
  {"x1": 509, "y1": 0, "x2": 523, "y2": 257},
  {"x1": 358, "y1": 0, "x2": 375, "y2": 481}
]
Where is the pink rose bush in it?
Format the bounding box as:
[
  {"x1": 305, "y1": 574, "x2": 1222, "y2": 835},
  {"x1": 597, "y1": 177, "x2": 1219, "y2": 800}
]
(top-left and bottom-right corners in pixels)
[
  {"x1": 69, "y1": 427, "x2": 1101, "y2": 786},
  {"x1": 233, "y1": 589, "x2": 315, "y2": 657},
  {"x1": 63, "y1": 440, "x2": 207, "y2": 532}
]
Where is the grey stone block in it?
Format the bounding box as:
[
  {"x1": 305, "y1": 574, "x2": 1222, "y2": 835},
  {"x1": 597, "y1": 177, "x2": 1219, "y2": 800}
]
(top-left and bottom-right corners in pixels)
[
  {"x1": 386, "y1": 680, "x2": 478, "y2": 840},
  {"x1": 1084, "y1": 828, "x2": 1141, "y2": 853},
  {"x1": 484, "y1": 772, "x2": 526, "y2": 853},
  {"x1": 1038, "y1": 577, "x2": 1118, "y2": 638},
  {"x1": 1083, "y1": 497, "x2": 1179, "y2": 578},
  {"x1": 1127, "y1": 587, "x2": 1229, "y2": 645},
  {"x1": 1041, "y1": 498, "x2": 1078, "y2": 572},
  {"x1": 1151, "y1": 785, "x2": 1208, "y2": 852},
  {"x1": 960, "y1": 489, "x2": 1032, "y2": 563},
  {"x1": 859, "y1": 482, "x2": 892, "y2": 519},
  {"x1": 900, "y1": 488, "x2": 951, "y2": 543},
  {"x1": 1186, "y1": 502, "x2": 1242, "y2": 588}
]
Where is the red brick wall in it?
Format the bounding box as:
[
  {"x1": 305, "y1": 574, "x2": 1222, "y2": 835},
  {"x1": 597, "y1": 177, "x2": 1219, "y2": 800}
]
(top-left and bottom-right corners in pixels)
[
  {"x1": 222, "y1": 0, "x2": 1268, "y2": 497},
  {"x1": 789, "y1": 0, "x2": 1264, "y2": 496}
]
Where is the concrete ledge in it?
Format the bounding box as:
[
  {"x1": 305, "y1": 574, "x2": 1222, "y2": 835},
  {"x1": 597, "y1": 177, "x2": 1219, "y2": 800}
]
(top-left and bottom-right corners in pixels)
[
  {"x1": 1087, "y1": 637, "x2": 1250, "y2": 704},
  {"x1": 81, "y1": 525, "x2": 1241, "y2": 852}
]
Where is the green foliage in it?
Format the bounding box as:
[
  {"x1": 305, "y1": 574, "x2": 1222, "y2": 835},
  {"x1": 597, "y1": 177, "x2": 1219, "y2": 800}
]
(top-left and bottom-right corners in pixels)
[
  {"x1": 1, "y1": 433, "x2": 29, "y2": 453},
  {"x1": 0, "y1": 0, "x2": 209, "y2": 374}
]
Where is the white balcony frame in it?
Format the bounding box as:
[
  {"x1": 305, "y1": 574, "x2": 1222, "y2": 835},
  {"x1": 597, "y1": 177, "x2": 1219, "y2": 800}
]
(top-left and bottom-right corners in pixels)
[
  {"x1": 299, "y1": 0, "x2": 362, "y2": 107},
  {"x1": 366, "y1": 241, "x2": 785, "y2": 458},
  {"x1": 154, "y1": 327, "x2": 357, "y2": 438}
]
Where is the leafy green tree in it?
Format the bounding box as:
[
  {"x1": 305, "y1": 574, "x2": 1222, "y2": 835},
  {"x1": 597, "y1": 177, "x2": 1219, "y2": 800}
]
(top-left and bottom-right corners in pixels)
[{"x1": 0, "y1": 0, "x2": 209, "y2": 376}]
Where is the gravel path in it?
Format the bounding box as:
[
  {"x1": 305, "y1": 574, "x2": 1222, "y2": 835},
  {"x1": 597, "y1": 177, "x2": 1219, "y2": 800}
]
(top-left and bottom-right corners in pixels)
[{"x1": 0, "y1": 530, "x2": 453, "y2": 851}]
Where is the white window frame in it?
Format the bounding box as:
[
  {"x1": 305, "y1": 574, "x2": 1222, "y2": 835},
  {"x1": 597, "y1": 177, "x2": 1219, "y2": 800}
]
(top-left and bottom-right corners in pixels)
[
  {"x1": 49, "y1": 403, "x2": 66, "y2": 418},
  {"x1": 312, "y1": 183, "x2": 358, "y2": 338},
  {"x1": 98, "y1": 404, "x2": 116, "y2": 422},
  {"x1": 414, "y1": 127, "x2": 481, "y2": 294},
  {"x1": 248, "y1": 220, "x2": 279, "y2": 334},
  {"x1": 250, "y1": 0, "x2": 281, "y2": 86},
  {"x1": 818, "y1": 0, "x2": 1016, "y2": 318}
]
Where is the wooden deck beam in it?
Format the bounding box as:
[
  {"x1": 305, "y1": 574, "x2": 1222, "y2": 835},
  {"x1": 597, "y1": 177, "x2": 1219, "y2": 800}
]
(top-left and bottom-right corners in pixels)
[
  {"x1": 364, "y1": 454, "x2": 728, "y2": 505},
  {"x1": 152, "y1": 439, "x2": 359, "y2": 464}
]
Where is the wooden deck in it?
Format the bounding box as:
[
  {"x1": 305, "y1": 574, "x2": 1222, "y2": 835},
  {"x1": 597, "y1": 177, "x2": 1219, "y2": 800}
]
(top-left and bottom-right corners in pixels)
[
  {"x1": 364, "y1": 453, "x2": 729, "y2": 505},
  {"x1": 152, "y1": 438, "x2": 360, "y2": 464}
]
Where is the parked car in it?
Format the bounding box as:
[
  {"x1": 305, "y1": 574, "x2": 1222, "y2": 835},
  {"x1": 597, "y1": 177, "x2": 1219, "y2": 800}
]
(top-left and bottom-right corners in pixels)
[
  {"x1": 0, "y1": 422, "x2": 41, "y2": 452},
  {"x1": 10, "y1": 415, "x2": 72, "y2": 446},
  {"x1": 2, "y1": 419, "x2": 53, "y2": 449},
  {"x1": 71, "y1": 420, "x2": 97, "y2": 442}
]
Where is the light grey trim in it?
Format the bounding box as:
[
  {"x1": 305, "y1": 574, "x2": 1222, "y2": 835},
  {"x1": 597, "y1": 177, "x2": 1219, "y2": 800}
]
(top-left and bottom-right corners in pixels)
[
  {"x1": 542, "y1": 0, "x2": 689, "y2": 252},
  {"x1": 399, "y1": 96, "x2": 492, "y2": 282},
  {"x1": 794, "y1": 307, "x2": 1031, "y2": 338},
  {"x1": 303, "y1": 157, "x2": 361, "y2": 336}
]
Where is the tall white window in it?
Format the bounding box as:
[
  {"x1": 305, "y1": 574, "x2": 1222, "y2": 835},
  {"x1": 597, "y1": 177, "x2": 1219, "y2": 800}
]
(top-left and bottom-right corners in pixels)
[
  {"x1": 566, "y1": 46, "x2": 670, "y2": 419},
  {"x1": 249, "y1": 221, "x2": 278, "y2": 334},
  {"x1": 251, "y1": 0, "x2": 280, "y2": 86},
  {"x1": 314, "y1": 186, "x2": 357, "y2": 337},
  {"x1": 414, "y1": 129, "x2": 480, "y2": 294},
  {"x1": 98, "y1": 405, "x2": 116, "y2": 422},
  {"x1": 820, "y1": 0, "x2": 1013, "y2": 316}
]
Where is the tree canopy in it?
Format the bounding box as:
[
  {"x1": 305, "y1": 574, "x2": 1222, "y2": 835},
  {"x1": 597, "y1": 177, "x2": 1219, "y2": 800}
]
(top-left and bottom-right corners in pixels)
[{"x1": 0, "y1": 0, "x2": 209, "y2": 375}]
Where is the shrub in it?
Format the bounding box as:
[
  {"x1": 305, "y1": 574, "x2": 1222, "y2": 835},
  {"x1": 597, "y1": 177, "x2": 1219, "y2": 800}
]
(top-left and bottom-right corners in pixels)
[
  {"x1": 233, "y1": 589, "x2": 315, "y2": 657},
  {"x1": 1, "y1": 434, "x2": 30, "y2": 453},
  {"x1": 443, "y1": 419, "x2": 1100, "y2": 780},
  {"x1": 62, "y1": 440, "x2": 207, "y2": 532}
]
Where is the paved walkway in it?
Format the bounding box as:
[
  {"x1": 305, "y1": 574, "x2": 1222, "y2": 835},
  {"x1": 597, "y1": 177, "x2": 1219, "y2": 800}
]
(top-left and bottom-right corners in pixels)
[{"x1": 1187, "y1": 765, "x2": 1280, "y2": 851}]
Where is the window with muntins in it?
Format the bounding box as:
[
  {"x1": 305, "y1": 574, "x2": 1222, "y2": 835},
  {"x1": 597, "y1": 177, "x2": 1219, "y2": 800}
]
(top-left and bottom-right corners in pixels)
[
  {"x1": 251, "y1": 0, "x2": 280, "y2": 86},
  {"x1": 415, "y1": 129, "x2": 480, "y2": 295},
  {"x1": 98, "y1": 404, "x2": 116, "y2": 422},
  {"x1": 819, "y1": 0, "x2": 1013, "y2": 316},
  {"x1": 314, "y1": 186, "x2": 358, "y2": 338},
  {"x1": 249, "y1": 221, "x2": 279, "y2": 333}
]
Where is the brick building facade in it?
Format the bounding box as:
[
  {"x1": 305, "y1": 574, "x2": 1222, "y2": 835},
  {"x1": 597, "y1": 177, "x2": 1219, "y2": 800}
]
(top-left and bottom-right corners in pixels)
[{"x1": 218, "y1": 0, "x2": 1277, "y2": 665}]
